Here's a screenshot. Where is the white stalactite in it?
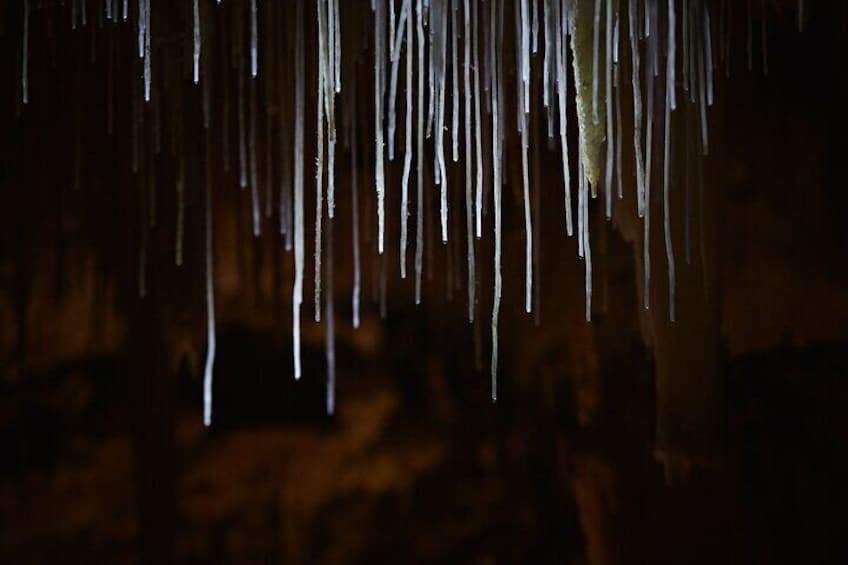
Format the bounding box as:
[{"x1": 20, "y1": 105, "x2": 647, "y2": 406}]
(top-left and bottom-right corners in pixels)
[
  {"x1": 464, "y1": 0, "x2": 476, "y2": 321},
  {"x1": 22, "y1": 0, "x2": 29, "y2": 105},
  {"x1": 293, "y1": 1, "x2": 306, "y2": 380},
  {"x1": 193, "y1": 0, "x2": 201, "y2": 84},
  {"x1": 401, "y1": 0, "x2": 414, "y2": 278},
  {"x1": 375, "y1": 0, "x2": 387, "y2": 254}
]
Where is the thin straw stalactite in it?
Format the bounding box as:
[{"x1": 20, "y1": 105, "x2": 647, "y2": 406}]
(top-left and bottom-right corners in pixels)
[
  {"x1": 415, "y1": 0, "x2": 426, "y2": 304},
  {"x1": 293, "y1": 0, "x2": 306, "y2": 381},
  {"x1": 202, "y1": 126, "x2": 216, "y2": 427},
  {"x1": 375, "y1": 0, "x2": 387, "y2": 255},
  {"x1": 491, "y1": 0, "x2": 504, "y2": 402},
  {"x1": 464, "y1": 0, "x2": 477, "y2": 321},
  {"x1": 401, "y1": 0, "x2": 413, "y2": 279},
  {"x1": 22, "y1": 0, "x2": 29, "y2": 105}
]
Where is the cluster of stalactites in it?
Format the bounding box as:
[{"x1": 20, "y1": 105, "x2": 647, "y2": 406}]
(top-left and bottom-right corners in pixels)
[{"x1": 15, "y1": 0, "x2": 795, "y2": 424}]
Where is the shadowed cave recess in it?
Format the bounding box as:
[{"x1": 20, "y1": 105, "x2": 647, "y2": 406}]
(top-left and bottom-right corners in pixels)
[{"x1": 1, "y1": 0, "x2": 848, "y2": 563}]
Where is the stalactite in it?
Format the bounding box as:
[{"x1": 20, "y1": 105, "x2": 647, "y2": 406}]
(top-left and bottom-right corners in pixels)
[
  {"x1": 333, "y1": 0, "x2": 342, "y2": 92},
  {"x1": 644, "y1": 22, "x2": 655, "y2": 310},
  {"x1": 609, "y1": 7, "x2": 621, "y2": 199},
  {"x1": 451, "y1": 0, "x2": 460, "y2": 162},
  {"x1": 483, "y1": 0, "x2": 492, "y2": 115},
  {"x1": 463, "y1": 0, "x2": 476, "y2": 321},
  {"x1": 696, "y1": 4, "x2": 709, "y2": 155},
  {"x1": 375, "y1": 0, "x2": 387, "y2": 254},
  {"x1": 496, "y1": 0, "x2": 505, "y2": 239},
  {"x1": 532, "y1": 0, "x2": 539, "y2": 54},
  {"x1": 390, "y1": 0, "x2": 397, "y2": 67},
  {"x1": 435, "y1": 0, "x2": 450, "y2": 243},
  {"x1": 249, "y1": 77, "x2": 261, "y2": 237},
  {"x1": 667, "y1": 0, "x2": 677, "y2": 111},
  {"x1": 327, "y1": 1, "x2": 339, "y2": 220},
  {"x1": 583, "y1": 170, "x2": 593, "y2": 322},
  {"x1": 401, "y1": 0, "x2": 414, "y2": 279},
  {"x1": 578, "y1": 140, "x2": 585, "y2": 258},
  {"x1": 704, "y1": 0, "x2": 714, "y2": 107},
  {"x1": 577, "y1": 158, "x2": 585, "y2": 283},
  {"x1": 250, "y1": 0, "x2": 258, "y2": 78},
  {"x1": 22, "y1": 0, "x2": 29, "y2": 105},
  {"x1": 491, "y1": 0, "x2": 503, "y2": 402},
  {"x1": 388, "y1": 0, "x2": 409, "y2": 162},
  {"x1": 427, "y1": 3, "x2": 437, "y2": 140},
  {"x1": 316, "y1": 0, "x2": 328, "y2": 323},
  {"x1": 650, "y1": 0, "x2": 659, "y2": 77},
  {"x1": 351, "y1": 81, "x2": 362, "y2": 328},
  {"x1": 293, "y1": 0, "x2": 306, "y2": 380},
  {"x1": 697, "y1": 108, "x2": 708, "y2": 299},
  {"x1": 604, "y1": 0, "x2": 614, "y2": 219},
  {"x1": 278, "y1": 5, "x2": 293, "y2": 246},
  {"x1": 143, "y1": 0, "x2": 151, "y2": 102},
  {"x1": 613, "y1": 69, "x2": 623, "y2": 203},
  {"x1": 238, "y1": 15, "x2": 248, "y2": 189},
  {"x1": 691, "y1": 2, "x2": 702, "y2": 99},
  {"x1": 557, "y1": 0, "x2": 574, "y2": 236},
  {"x1": 572, "y1": 0, "x2": 604, "y2": 198},
  {"x1": 520, "y1": 0, "x2": 530, "y2": 113},
  {"x1": 544, "y1": 0, "x2": 552, "y2": 127},
  {"x1": 472, "y1": 0, "x2": 484, "y2": 240},
  {"x1": 137, "y1": 0, "x2": 144, "y2": 58},
  {"x1": 415, "y1": 0, "x2": 426, "y2": 304},
  {"x1": 517, "y1": 0, "x2": 533, "y2": 314},
  {"x1": 202, "y1": 128, "x2": 216, "y2": 427},
  {"x1": 532, "y1": 89, "x2": 542, "y2": 324},
  {"x1": 664, "y1": 50, "x2": 676, "y2": 322},
  {"x1": 193, "y1": 0, "x2": 200, "y2": 84},
  {"x1": 325, "y1": 217, "x2": 336, "y2": 415},
  {"x1": 629, "y1": 0, "x2": 646, "y2": 217},
  {"x1": 684, "y1": 81, "x2": 692, "y2": 265},
  {"x1": 329, "y1": 0, "x2": 338, "y2": 95},
  {"x1": 683, "y1": 0, "x2": 690, "y2": 98}
]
